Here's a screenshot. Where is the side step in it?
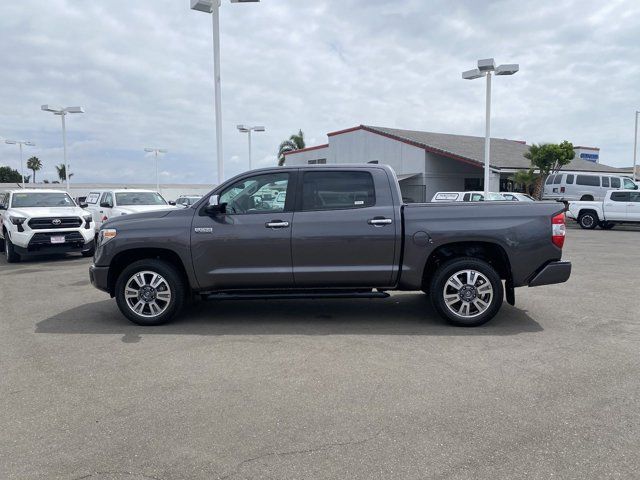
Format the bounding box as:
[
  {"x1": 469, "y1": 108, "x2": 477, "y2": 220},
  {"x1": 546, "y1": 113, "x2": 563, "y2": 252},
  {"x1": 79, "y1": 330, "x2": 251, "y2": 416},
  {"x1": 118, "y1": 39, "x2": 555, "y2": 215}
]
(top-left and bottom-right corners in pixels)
[{"x1": 202, "y1": 290, "x2": 390, "y2": 301}]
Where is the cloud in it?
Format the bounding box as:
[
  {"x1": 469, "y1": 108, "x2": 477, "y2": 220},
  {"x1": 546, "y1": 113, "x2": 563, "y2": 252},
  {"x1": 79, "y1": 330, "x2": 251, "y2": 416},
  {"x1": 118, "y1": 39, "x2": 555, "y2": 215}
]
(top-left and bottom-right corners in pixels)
[{"x1": 0, "y1": 0, "x2": 639, "y2": 186}]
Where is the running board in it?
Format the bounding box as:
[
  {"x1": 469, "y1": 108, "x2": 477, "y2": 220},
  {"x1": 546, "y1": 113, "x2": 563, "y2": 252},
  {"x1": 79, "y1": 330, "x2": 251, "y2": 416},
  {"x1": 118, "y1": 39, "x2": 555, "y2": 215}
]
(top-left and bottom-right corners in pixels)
[{"x1": 202, "y1": 290, "x2": 390, "y2": 301}]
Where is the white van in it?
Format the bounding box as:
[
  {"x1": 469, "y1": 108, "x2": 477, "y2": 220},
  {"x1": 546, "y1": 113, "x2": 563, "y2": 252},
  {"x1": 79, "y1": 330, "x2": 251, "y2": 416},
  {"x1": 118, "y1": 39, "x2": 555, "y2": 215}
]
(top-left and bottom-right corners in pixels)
[{"x1": 543, "y1": 172, "x2": 637, "y2": 201}]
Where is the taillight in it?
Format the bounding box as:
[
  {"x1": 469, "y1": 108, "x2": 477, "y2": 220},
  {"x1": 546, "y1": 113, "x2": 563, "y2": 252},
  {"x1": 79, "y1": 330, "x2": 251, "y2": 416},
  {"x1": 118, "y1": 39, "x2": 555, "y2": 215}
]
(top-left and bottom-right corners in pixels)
[
  {"x1": 101, "y1": 215, "x2": 108, "y2": 222},
  {"x1": 552, "y1": 213, "x2": 566, "y2": 248},
  {"x1": 560, "y1": 187, "x2": 565, "y2": 193}
]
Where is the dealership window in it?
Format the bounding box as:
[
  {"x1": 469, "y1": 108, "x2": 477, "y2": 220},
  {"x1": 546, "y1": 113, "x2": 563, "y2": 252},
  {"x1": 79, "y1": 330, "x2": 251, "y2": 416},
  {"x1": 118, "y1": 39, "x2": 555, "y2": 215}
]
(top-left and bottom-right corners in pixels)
[
  {"x1": 576, "y1": 175, "x2": 600, "y2": 186},
  {"x1": 307, "y1": 159, "x2": 327, "y2": 165},
  {"x1": 301, "y1": 171, "x2": 375, "y2": 211},
  {"x1": 367, "y1": 160, "x2": 379, "y2": 164},
  {"x1": 602, "y1": 177, "x2": 610, "y2": 187},
  {"x1": 611, "y1": 177, "x2": 621, "y2": 188},
  {"x1": 565, "y1": 174, "x2": 574, "y2": 184},
  {"x1": 464, "y1": 178, "x2": 483, "y2": 191},
  {"x1": 610, "y1": 192, "x2": 630, "y2": 202}
]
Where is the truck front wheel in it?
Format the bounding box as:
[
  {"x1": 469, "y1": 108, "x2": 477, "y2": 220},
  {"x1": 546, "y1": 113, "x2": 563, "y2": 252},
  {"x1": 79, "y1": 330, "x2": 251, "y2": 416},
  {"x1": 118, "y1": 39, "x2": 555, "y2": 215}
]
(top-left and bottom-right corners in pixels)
[
  {"x1": 430, "y1": 257, "x2": 503, "y2": 327},
  {"x1": 4, "y1": 233, "x2": 21, "y2": 263},
  {"x1": 115, "y1": 259, "x2": 185, "y2": 326}
]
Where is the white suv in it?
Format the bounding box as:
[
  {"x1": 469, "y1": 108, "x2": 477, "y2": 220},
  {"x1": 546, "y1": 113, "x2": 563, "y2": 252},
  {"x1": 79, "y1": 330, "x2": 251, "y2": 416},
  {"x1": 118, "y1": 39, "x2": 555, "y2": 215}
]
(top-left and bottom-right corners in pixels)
[
  {"x1": 0, "y1": 189, "x2": 95, "y2": 263},
  {"x1": 84, "y1": 189, "x2": 176, "y2": 232}
]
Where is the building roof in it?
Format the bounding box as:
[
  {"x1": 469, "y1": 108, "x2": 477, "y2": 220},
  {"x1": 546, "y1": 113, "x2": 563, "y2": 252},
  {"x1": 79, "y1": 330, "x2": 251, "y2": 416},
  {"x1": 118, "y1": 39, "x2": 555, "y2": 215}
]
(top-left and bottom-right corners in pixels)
[{"x1": 360, "y1": 125, "x2": 623, "y2": 173}]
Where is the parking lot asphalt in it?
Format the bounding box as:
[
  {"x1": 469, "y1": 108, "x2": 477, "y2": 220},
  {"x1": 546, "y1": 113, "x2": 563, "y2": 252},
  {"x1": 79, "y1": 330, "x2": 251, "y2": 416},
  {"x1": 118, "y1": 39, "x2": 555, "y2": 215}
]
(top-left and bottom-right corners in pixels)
[{"x1": 1, "y1": 225, "x2": 639, "y2": 480}]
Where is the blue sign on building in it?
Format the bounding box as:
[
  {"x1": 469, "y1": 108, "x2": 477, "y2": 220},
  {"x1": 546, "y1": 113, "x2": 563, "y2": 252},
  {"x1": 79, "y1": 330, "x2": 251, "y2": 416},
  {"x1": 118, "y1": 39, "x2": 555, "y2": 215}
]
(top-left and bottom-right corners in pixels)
[{"x1": 580, "y1": 153, "x2": 599, "y2": 162}]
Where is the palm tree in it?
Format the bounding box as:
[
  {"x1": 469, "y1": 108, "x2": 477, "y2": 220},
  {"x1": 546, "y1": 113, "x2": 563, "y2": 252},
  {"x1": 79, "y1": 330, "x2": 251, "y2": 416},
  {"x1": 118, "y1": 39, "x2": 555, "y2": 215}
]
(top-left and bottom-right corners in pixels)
[
  {"x1": 509, "y1": 169, "x2": 538, "y2": 195},
  {"x1": 55, "y1": 163, "x2": 73, "y2": 182},
  {"x1": 277, "y1": 129, "x2": 305, "y2": 166},
  {"x1": 26, "y1": 156, "x2": 42, "y2": 183}
]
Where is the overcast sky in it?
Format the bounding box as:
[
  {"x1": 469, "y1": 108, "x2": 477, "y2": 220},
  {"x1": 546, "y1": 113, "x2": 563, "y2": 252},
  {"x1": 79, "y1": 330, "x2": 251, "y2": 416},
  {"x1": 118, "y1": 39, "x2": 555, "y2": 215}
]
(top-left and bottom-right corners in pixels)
[{"x1": 0, "y1": 0, "x2": 638, "y2": 184}]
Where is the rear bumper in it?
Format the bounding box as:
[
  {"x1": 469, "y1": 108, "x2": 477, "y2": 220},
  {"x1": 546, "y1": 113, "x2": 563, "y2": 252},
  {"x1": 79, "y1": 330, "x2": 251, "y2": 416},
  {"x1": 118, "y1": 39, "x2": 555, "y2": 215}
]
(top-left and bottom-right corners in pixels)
[
  {"x1": 89, "y1": 264, "x2": 110, "y2": 293},
  {"x1": 528, "y1": 261, "x2": 571, "y2": 287}
]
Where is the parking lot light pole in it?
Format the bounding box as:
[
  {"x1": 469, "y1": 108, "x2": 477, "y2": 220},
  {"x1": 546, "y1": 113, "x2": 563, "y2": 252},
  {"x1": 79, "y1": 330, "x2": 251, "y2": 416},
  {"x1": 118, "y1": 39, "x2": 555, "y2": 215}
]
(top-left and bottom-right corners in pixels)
[
  {"x1": 236, "y1": 125, "x2": 265, "y2": 169},
  {"x1": 41, "y1": 105, "x2": 85, "y2": 192},
  {"x1": 5, "y1": 140, "x2": 35, "y2": 188},
  {"x1": 191, "y1": 0, "x2": 261, "y2": 184},
  {"x1": 633, "y1": 110, "x2": 639, "y2": 182},
  {"x1": 462, "y1": 59, "x2": 519, "y2": 197},
  {"x1": 144, "y1": 148, "x2": 168, "y2": 192}
]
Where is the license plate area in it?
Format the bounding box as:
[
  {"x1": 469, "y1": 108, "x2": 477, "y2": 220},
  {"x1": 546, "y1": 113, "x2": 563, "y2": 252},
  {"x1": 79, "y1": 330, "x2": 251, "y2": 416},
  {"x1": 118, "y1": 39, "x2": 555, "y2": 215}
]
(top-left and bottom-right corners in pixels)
[{"x1": 50, "y1": 235, "x2": 66, "y2": 244}]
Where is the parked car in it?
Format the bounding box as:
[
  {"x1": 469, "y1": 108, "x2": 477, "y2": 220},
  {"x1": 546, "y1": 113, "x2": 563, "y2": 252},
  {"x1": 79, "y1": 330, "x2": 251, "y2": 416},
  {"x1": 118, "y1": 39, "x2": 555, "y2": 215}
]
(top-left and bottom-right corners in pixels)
[
  {"x1": 0, "y1": 189, "x2": 95, "y2": 263},
  {"x1": 84, "y1": 189, "x2": 176, "y2": 232},
  {"x1": 90, "y1": 165, "x2": 570, "y2": 328},
  {"x1": 431, "y1": 191, "x2": 506, "y2": 202},
  {"x1": 567, "y1": 190, "x2": 640, "y2": 229},
  {"x1": 543, "y1": 171, "x2": 637, "y2": 201},
  {"x1": 173, "y1": 195, "x2": 202, "y2": 208},
  {"x1": 501, "y1": 192, "x2": 536, "y2": 202}
]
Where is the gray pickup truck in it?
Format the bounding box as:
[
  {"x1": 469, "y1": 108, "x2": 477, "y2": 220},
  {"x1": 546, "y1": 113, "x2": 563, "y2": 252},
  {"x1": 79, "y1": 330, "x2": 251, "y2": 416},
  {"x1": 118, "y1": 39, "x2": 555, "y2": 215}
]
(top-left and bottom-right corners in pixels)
[{"x1": 90, "y1": 165, "x2": 571, "y2": 327}]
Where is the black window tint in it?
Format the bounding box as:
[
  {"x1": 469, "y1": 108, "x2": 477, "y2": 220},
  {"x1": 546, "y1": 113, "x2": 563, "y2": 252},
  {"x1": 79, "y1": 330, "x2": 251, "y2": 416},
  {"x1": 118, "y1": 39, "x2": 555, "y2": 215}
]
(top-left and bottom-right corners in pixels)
[
  {"x1": 576, "y1": 175, "x2": 600, "y2": 186},
  {"x1": 463, "y1": 193, "x2": 470, "y2": 201},
  {"x1": 101, "y1": 192, "x2": 113, "y2": 206},
  {"x1": 546, "y1": 175, "x2": 555, "y2": 185},
  {"x1": 302, "y1": 171, "x2": 375, "y2": 211},
  {"x1": 630, "y1": 192, "x2": 640, "y2": 202},
  {"x1": 602, "y1": 177, "x2": 610, "y2": 187},
  {"x1": 566, "y1": 174, "x2": 574, "y2": 184},
  {"x1": 610, "y1": 192, "x2": 629, "y2": 202},
  {"x1": 611, "y1": 177, "x2": 621, "y2": 188},
  {"x1": 553, "y1": 174, "x2": 562, "y2": 184}
]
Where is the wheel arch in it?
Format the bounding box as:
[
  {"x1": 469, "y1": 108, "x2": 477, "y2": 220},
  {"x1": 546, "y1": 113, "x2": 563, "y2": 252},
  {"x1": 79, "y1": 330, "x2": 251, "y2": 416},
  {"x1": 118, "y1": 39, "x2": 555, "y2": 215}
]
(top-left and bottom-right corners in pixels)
[
  {"x1": 107, "y1": 248, "x2": 190, "y2": 296},
  {"x1": 421, "y1": 241, "x2": 512, "y2": 292}
]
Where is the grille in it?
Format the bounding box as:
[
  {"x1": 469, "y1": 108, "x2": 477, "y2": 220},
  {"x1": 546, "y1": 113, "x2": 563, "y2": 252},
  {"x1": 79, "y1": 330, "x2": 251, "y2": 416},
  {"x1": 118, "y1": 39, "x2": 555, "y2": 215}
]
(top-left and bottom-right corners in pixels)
[
  {"x1": 28, "y1": 217, "x2": 83, "y2": 229},
  {"x1": 29, "y1": 232, "x2": 85, "y2": 248}
]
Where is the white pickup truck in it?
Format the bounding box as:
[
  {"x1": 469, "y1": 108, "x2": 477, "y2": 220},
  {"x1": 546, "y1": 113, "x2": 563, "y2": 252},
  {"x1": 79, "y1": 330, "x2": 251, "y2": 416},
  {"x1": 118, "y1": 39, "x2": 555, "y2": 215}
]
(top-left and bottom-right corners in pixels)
[{"x1": 567, "y1": 190, "x2": 640, "y2": 229}]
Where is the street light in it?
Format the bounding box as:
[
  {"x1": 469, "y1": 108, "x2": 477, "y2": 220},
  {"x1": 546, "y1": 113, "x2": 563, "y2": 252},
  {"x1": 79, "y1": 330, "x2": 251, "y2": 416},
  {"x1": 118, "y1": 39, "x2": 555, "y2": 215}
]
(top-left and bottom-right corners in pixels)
[
  {"x1": 5, "y1": 139, "x2": 35, "y2": 188},
  {"x1": 633, "y1": 110, "x2": 639, "y2": 182},
  {"x1": 144, "y1": 148, "x2": 168, "y2": 192},
  {"x1": 41, "y1": 104, "x2": 85, "y2": 192},
  {"x1": 191, "y1": 0, "x2": 261, "y2": 184},
  {"x1": 236, "y1": 125, "x2": 265, "y2": 169},
  {"x1": 462, "y1": 58, "x2": 519, "y2": 197}
]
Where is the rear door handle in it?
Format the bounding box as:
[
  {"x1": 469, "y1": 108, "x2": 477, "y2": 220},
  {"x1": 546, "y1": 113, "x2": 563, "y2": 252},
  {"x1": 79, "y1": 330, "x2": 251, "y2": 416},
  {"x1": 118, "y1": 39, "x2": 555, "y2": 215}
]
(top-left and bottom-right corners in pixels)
[
  {"x1": 368, "y1": 217, "x2": 392, "y2": 226},
  {"x1": 266, "y1": 220, "x2": 290, "y2": 229}
]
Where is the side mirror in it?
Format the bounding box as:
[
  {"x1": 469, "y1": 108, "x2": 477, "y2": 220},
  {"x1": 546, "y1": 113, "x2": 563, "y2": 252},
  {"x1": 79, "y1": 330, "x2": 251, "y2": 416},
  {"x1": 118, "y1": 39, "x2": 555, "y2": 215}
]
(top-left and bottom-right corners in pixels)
[
  {"x1": 168, "y1": 200, "x2": 176, "y2": 205},
  {"x1": 0, "y1": 205, "x2": 6, "y2": 210},
  {"x1": 205, "y1": 194, "x2": 226, "y2": 215},
  {"x1": 100, "y1": 201, "x2": 112, "y2": 208},
  {"x1": 79, "y1": 202, "x2": 88, "y2": 209}
]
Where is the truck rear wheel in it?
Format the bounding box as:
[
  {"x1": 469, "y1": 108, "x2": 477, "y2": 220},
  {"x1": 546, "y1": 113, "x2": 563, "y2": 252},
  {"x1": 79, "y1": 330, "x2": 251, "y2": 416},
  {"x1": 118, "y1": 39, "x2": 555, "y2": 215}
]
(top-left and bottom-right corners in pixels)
[
  {"x1": 578, "y1": 211, "x2": 598, "y2": 229},
  {"x1": 430, "y1": 257, "x2": 503, "y2": 327},
  {"x1": 115, "y1": 259, "x2": 185, "y2": 326}
]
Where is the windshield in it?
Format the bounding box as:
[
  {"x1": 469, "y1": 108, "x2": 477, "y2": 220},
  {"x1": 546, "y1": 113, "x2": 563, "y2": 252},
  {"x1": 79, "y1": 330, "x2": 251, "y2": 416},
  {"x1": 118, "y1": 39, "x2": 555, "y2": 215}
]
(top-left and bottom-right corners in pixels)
[
  {"x1": 519, "y1": 194, "x2": 536, "y2": 202},
  {"x1": 11, "y1": 192, "x2": 76, "y2": 208},
  {"x1": 115, "y1": 192, "x2": 167, "y2": 206}
]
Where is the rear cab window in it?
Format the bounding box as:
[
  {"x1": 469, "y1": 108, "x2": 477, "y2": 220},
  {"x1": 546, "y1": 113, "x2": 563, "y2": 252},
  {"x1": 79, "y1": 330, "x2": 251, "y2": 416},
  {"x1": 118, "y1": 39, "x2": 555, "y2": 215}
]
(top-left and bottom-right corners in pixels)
[
  {"x1": 610, "y1": 192, "x2": 630, "y2": 202},
  {"x1": 301, "y1": 171, "x2": 375, "y2": 211}
]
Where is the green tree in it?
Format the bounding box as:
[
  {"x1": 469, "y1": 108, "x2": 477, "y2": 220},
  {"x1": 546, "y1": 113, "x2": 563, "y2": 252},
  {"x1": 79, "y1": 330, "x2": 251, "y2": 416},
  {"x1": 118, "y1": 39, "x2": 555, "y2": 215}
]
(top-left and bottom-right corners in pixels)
[
  {"x1": 55, "y1": 163, "x2": 73, "y2": 182},
  {"x1": 26, "y1": 156, "x2": 42, "y2": 183},
  {"x1": 524, "y1": 141, "x2": 575, "y2": 199},
  {"x1": 509, "y1": 169, "x2": 538, "y2": 195},
  {"x1": 0, "y1": 166, "x2": 22, "y2": 183},
  {"x1": 277, "y1": 129, "x2": 305, "y2": 166}
]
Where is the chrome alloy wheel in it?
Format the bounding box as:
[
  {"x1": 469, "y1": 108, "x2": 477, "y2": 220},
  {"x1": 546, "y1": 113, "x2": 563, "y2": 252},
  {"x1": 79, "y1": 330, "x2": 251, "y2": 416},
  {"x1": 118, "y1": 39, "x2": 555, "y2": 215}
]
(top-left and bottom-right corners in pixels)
[
  {"x1": 442, "y1": 269, "x2": 493, "y2": 318},
  {"x1": 124, "y1": 270, "x2": 172, "y2": 318}
]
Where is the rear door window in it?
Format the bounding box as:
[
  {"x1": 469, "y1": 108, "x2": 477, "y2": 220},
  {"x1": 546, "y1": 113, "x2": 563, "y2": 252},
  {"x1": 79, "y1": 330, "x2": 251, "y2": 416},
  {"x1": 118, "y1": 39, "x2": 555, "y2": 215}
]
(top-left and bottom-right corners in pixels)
[
  {"x1": 301, "y1": 171, "x2": 375, "y2": 211},
  {"x1": 576, "y1": 175, "x2": 600, "y2": 186},
  {"x1": 546, "y1": 175, "x2": 556, "y2": 185},
  {"x1": 610, "y1": 192, "x2": 630, "y2": 202},
  {"x1": 553, "y1": 175, "x2": 563, "y2": 184},
  {"x1": 611, "y1": 177, "x2": 621, "y2": 188}
]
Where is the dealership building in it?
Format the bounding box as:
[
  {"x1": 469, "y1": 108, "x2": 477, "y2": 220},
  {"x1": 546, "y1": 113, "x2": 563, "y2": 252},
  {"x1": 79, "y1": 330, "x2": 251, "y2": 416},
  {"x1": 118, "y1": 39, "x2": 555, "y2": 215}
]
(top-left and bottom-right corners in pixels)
[{"x1": 283, "y1": 125, "x2": 627, "y2": 202}]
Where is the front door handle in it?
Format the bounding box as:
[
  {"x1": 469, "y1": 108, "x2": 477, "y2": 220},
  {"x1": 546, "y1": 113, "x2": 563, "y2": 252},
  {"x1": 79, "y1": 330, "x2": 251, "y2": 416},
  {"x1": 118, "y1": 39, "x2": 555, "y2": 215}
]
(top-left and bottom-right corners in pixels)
[
  {"x1": 368, "y1": 217, "x2": 392, "y2": 226},
  {"x1": 266, "y1": 220, "x2": 290, "y2": 229}
]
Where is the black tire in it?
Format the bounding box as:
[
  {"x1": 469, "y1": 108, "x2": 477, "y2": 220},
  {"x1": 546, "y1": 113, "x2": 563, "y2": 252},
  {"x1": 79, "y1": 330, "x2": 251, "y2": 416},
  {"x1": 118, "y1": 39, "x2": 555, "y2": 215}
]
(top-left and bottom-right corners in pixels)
[
  {"x1": 430, "y1": 257, "x2": 504, "y2": 327},
  {"x1": 4, "y1": 233, "x2": 21, "y2": 263},
  {"x1": 115, "y1": 259, "x2": 185, "y2": 326},
  {"x1": 599, "y1": 221, "x2": 615, "y2": 230},
  {"x1": 578, "y1": 211, "x2": 598, "y2": 229}
]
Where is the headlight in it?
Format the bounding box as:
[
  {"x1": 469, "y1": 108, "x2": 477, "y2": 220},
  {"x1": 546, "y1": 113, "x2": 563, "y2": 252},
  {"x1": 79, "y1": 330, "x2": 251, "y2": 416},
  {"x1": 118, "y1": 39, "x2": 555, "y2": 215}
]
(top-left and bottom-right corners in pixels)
[
  {"x1": 9, "y1": 216, "x2": 26, "y2": 226},
  {"x1": 97, "y1": 228, "x2": 117, "y2": 246}
]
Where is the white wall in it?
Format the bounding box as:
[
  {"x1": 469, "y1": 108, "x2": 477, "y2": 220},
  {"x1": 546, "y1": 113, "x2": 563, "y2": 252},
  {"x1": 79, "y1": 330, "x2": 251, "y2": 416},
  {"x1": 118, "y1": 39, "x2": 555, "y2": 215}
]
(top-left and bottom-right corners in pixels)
[{"x1": 283, "y1": 146, "x2": 329, "y2": 166}]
